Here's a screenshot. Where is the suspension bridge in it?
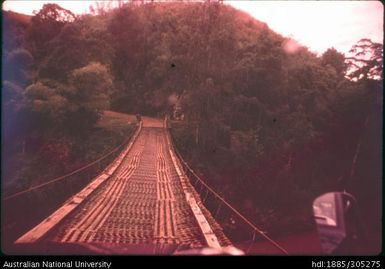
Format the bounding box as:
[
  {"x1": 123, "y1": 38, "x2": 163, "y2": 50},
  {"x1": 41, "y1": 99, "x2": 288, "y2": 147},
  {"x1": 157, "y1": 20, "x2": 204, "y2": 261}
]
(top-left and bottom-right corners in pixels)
[{"x1": 4, "y1": 117, "x2": 288, "y2": 255}]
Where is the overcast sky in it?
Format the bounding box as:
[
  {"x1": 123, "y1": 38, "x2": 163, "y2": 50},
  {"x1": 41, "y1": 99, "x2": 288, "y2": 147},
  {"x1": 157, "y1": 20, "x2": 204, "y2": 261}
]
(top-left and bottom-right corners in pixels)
[{"x1": 2, "y1": 0, "x2": 384, "y2": 55}]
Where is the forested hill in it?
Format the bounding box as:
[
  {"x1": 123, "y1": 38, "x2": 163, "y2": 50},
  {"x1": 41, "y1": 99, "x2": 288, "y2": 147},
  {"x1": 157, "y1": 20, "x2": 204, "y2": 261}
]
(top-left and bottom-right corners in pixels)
[
  {"x1": 3, "y1": 10, "x2": 31, "y2": 27},
  {"x1": 2, "y1": 2, "x2": 382, "y2": 248}
]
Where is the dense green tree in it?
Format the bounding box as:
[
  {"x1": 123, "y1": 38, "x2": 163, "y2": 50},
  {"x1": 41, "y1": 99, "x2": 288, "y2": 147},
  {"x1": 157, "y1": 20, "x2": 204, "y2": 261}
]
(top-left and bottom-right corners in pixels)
[
  {"x1": 321, "y1": 47, "x2": 347, "y2": 78},
  {"x1": 65, "y1": 62, "x2": 113, "y2": 132},
  {"x1": 23, "y1": 81, "x2": 69, "y2": 129},
  {"x1": 26, "y1": 4, "x2": 75, "y2": 60},
  {"x1": 346, "y1": 38, "x2": 383, "y2": 81},
  {"x1": 4, "y1": 48, "x2": 34, "y2": 86},
  {"x1": 38, "y1": 16, "x2": 113, "y2": 82}
]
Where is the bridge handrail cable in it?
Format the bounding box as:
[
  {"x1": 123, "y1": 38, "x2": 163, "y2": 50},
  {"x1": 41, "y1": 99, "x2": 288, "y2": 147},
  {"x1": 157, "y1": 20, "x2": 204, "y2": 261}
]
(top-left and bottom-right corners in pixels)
[
  {"x1": 3, "y1": 125, "x2": 138, "y2": 202},
  {"x1": 169, "y1": 130, "x2": 289, "y2": 255}
]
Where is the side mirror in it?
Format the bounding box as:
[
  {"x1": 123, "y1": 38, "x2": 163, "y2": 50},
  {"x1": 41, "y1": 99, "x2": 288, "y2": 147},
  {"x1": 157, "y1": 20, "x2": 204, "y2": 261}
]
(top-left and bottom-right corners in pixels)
[{"x1": 312, "y1": 192, "x2": 359, "y2": 254}]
